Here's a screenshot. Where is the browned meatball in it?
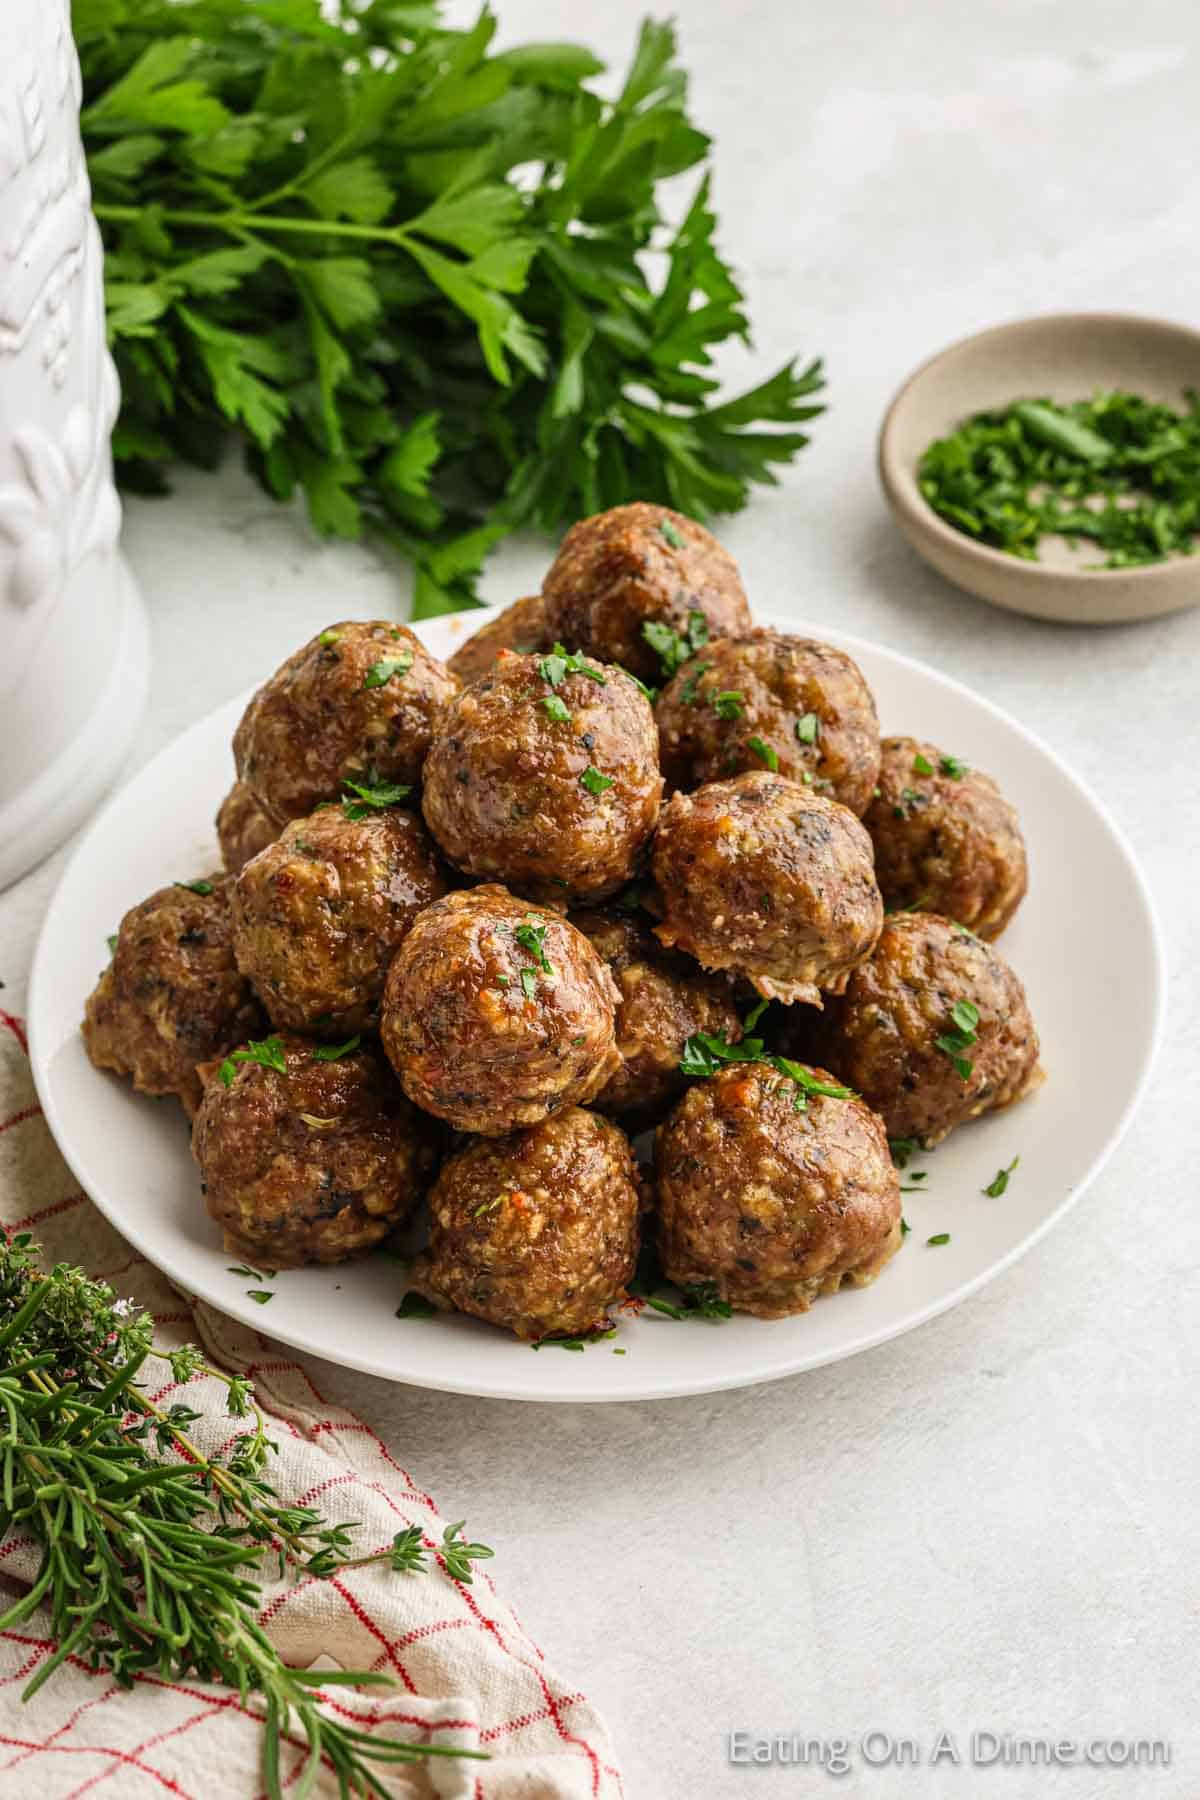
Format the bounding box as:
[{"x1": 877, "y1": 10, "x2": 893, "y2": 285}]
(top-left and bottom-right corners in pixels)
[
  {"x1": 381, "y1": 885, "x2": 621, "y2": 1136},
  {"x1": 233, "y1": 621, "x2": 458, "y2": 823},
  {"x1": 655, "y1": 1061, "x2": 902, "y2": 1317},
  {"x1": 412, "y1": 1109, "x2": 640, "y2": 1339},
  {"x1": 82, "y1": 877, "x2": 261, "y2": 1118},
  {"x1": 652, "y1": 773, "x2": 883, "y2": 1006},
  {"x1": 192, "y1": 1033, "x2": 438, "y2": 1266},
  {"x1": 422, "y1": 649, "x2": 662, "y2": 905},
  {"x1": 541, "y1": 503, "x2": 752, "y2": 684},
  {"x1": 447, "y1": 594, "x2": 551, "y2": 683},
  {"x1": 571, "y1": 908, "x2": 744, "y2": 1129},
  {"x1": 655, "y1": 630, "x2": 881, "y2": 813},
  {"x1": 216, "y1": 780, "x2": 278, "y2": 875},
  {"x1": 817, "y1": 912, "x2": 1042, "y2": 1146},
  {"x1": 231, "y1": 803, "x2": 446, "y2": 1039},
  {"x1": 863, "y1": 737, "x2": 1027, "y2": 939}
]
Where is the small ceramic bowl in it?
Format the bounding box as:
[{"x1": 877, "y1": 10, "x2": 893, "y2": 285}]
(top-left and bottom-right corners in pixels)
[{"x1": 879, "y1": 312, "x2": 1200, "y2": 625}]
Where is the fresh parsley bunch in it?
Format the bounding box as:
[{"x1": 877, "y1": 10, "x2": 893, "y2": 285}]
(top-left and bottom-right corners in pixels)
[{"x1": 77, "y1": 0, "x2": 825, "y2": 615}]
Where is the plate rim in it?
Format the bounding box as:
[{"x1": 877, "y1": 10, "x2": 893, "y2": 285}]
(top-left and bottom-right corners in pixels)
[{"x1": 27, "y1": 611, "x2": 1167, "y2": 1402}]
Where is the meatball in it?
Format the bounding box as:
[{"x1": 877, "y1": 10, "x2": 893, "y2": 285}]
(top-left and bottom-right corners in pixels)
[
  {"x1": 230, "y1": 802, "x2": 446, "y2": 1039},
  {"x1": 655, "y1": 629, "x2": 881, "y2": 813},
  {"x1": 82, "y1": 877, "x2": 261, "y2": 1118},
  {"x1": 192, "y1": 1034, "x2": 438, "y2": 1266},
  {"x1": 652, "y1": 773, "x2": 883, "y2": 1006},
  {"x1": 233, "y1": 621, "x2": 458, "y2": 823},
  {"x1": 381, "y1": 885, "x2": 621, "y2": 1136},
  {"x1": 447, "y1": 594, "x2": 551, "y2": 683},
  {"x1": 541, "y1": 503, "x2": 752, "y2": 685},
  {"x1": 863, "y1": 737, "x2": 1027, "y2": 939},
  {"x1": 421, "y1": 649, "x2": 662, "y2": 905},
  {"x1": 655, "y1": 1061, "x2": 902, "y2": 1317},
  {"x1": 571, "y1": 908, "x2": 744, "y2": 1129},
  {"x1": 412, "y1": 1108, "x2": 641, "y2": 1340},
  {"x1": 817, "y1": 912, "x2": 1042, "y2": 1146},
  {"x1": 216, "y1": 780, "x2": 277, "y2": 875}
]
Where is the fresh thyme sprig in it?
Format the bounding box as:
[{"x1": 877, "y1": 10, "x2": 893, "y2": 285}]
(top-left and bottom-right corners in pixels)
[{"x1": 0, "y1": 1235, "x2": 486, "y2": 1795}]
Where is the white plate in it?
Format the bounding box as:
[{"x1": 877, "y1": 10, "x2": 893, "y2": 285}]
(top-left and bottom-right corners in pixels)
[{"x1": 28, "y1": 610, "x2": 1164, "y2": 1403}]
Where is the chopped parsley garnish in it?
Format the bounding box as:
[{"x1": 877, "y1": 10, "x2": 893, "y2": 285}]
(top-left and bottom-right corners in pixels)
[
  {"x1": 617, "y1": 665, "x2": 659, "y2": 704},
  {"x1": 246, "y1": 1289, "x2": 274, "y2": 1305},
  {"x1": 311, "y1": 1036, "x2": 361, "y2": 1062},
  {"x1": 218, "y1": 1034, "x2": 287, "y2": 1087},
  {"x1": 106, "y1": 933, "x2": 118, "y2": 955},
  {"x1": 628, "y1": 1249, "x2": 731, "y2": 1322},
  {"x1": 176, "y1": 879, "x2": 213, "y2": 896},
  {"x1": 900, "y1": 1217, "x2": 911, "y2": 1236},
  {"x1": 318, "y1": 629, "x2": 340, "y2": 647},
  {"x1": 940, "y1": 754, "x2": 969, "y2": 779},
  {"x1": 227, "y1": 1264, "x2": 266, "y2": 1281},
  {"x1": 712, "y1": 689, "x2": 744, "y2": 720},
  {"x1": 679, "y1": 1014, "x2": 854, "y2": 1111},
  {"x1": 495, "y1": 973, "x2": 510, "y2": 989},
  {"x1": 659, "y1": 517, "x2": 686, "y2": 549},
  {"x1": 642, "y1": 610, "x2": 709, "y2": 678},
  {"x1": 679, "y1": 661, "x2": 712, "y2": 704},
  {"x1": 889, "y1": 1137, "x2": 923, "y2": 1169},
  {"x1": 514, "y1": 919, "x2": 552, "y2": 971},
  {"x1": 531, "y1": 1327, "x2": 618, "y2": 1351},
  {"x1": 983, "y1": 1155, "x2": 1020, "y2": 1197},
  {"x1": 580, "y1": 765, "x2": 614, "y2": 796},
  {"x1": 926, "y1": 1233, "x2": 951, "y2": 1247},
  {"x1": 519, "y1": 968, "x2": 539, "y2": 1001},
  {"x1": 746, "y1": 736, "x2": 778, "y2": 771},
  {"x1": 912, "y1": 752, "x2": 935, "y2": 776},
  {"x1": 362, "y1": 652, "x2": 413, "y2": 689},
  {"x1": 935, "y1": 999, "x2": 979, "y2": 1081},
  {"x1": 893, "y1": 787, "x2": 928, "y2": 820},
  {"x1": 537, "y1": 643, "x2": 607, "y2": 689},
  {"x1": 341, "y1": 777, "x2": 412, "y2": 819},
  {"x1": 396, "y1": 1291, "x2": 437, "y2": 1319},
  {"x1": 918, "y1": 391, "x2": 1200, "y2": 569},
  {"x1": 541, "y1": 694, "x2": 571, "y2": 723},
  {"x1": 795, "y1": 712, "x2": 820, "y2": 745},
  {"x1": 472, "y1": 1195, "x2": 505, "y2": 1218}
]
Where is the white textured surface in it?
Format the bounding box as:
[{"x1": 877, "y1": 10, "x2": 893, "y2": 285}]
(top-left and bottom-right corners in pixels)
[{"x1": 5, "y1": 1, "x2": 1199, "y2": 1793}]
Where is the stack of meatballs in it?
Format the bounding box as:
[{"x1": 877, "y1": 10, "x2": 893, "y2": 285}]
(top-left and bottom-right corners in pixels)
[{"x1": 83, "y1": 502, "x2": 1042, "y2": 1342}]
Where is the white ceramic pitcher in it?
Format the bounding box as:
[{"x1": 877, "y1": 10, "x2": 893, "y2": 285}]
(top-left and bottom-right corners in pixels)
[{"x1": 0, "y1": 0, "x2": 149, "y2": 890}]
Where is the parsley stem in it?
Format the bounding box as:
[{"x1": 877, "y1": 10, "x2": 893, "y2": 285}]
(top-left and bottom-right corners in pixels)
[{"x1": 93, "y1": 202, "x2": 418, "y2": 249}]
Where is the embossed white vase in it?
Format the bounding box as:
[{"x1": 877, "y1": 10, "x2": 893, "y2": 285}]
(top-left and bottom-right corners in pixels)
[{"x1": 0, "y1": 0, "x2": 149, "y2": 890}]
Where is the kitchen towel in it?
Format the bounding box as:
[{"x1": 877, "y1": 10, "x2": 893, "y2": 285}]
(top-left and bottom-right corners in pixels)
[{"x1": 0, "y1": 1003, "x2": 623, "y2": 1799}]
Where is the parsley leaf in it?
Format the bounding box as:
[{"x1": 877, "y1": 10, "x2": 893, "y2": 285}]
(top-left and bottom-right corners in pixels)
[
  {"x1": 220, "y1": 1035, "x2": 288, "y2": 1087},
  {"x1": 519, "y1": 968, "x2": 539, "y2": 1001},
  {"x1": 712, "y1": 689, "x2": 744, "y2": 720},
  {"x1": 396, "y1": 1291, "x2": 437, "y2": 1320},
  {"x1": 746, "y1": 736, "x2": 778, "y2": 771},
  {"x1": 341, "y1": 777, "x2": 412, "y2": 820},
  {"x1": 176, "y1": 879, "x2": 213, "y2": 896},
  {"x1": 940, "y1": 754, "x2": 969, "y2": 779},
  {"x1": 679, "y1": 662, "x2": 712, "y2": 704},
  {"x1": 580, "y1": 766, "x2": 614, "y2": 796},
  {"x1": 642, "y1": 611, "x2": 710, "y2": 679},
  {"x1": 912, "y1": 752, "x2": 935, "y2": 776},
  {"x1": 659, "y1": 517, "x2": 685, "y2": 548},
  {"x1": 935, "y1": 1000, "x2": 979, "y2": 1081},
  {"x1": 514, "y1": 919, "x2": 553, "y2": 970},
  {"x1": 541, "y1": 694, "x2": 571, "y2": 723},
  {"x1": 363, "y1": 653, "x2": 413, "y2": 690},
  {"x1": 795, "y1": 712, "x2": 820, "y2": 745},
  {"x1": 311, "y1": 1036, "x2": 361, "y2": 1062},
  {"x1": 538, "y1": 643, "x2": 606, "y2": 688},
  {"x1": 983, "y1": 1155, "x2": 1020, "y2": 1197}
]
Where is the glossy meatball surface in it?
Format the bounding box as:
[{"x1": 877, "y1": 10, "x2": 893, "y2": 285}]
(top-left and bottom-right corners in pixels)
[
  {"x1": 652, "y1": 773, "x2": 883, "y2": 1006},
  {"x1": 541, "y1": 503, "x2": 752, "y2": 684},
  {"x1": 233, "y1": 621, "x2": 458, "y2": 823},
  {"x1": 817, "y1": 912, "x2": 1042, "y2": 1146},
  {"x1": 863, "y1": 737, "x2": 1027, "y2": 939},
  {"x1": 192, "y1": 1034, "x2": 438, "y2": 1266},
  {"x1": 422, "y1": 649, "x2": 662, "y2": 905},
  {"x1": 571, "y1": 908, "x2": 743, "y2": 1129},
  {"x1": 231, "y1": 803, "x2": 446, "y2": 1038},
  {"x1": 381, "y1": 885, "x2": 621, "y2": 1136},
  {"x1": 447, "y1": 594, "x2": 551, "y2": 683},
  {"x1": 216, "y1": 780, "x2": 278, "y2": 875},
  {"x1": 413, "y1": 1108, "x2": 640, "y2": 1340},
  {"x1": 82, "y1": 877, "x2": 260, "y2": 1117},
  {"x1": 656, "y1": 630, "x2": 881, "y2": 813},
  {"x1": 655, "y1": 1061, "x2": 902, "y2": 1317}
]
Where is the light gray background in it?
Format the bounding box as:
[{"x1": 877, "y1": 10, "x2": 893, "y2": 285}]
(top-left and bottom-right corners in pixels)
[{"x1": 7, "y1": 1, "x2": 1199, "y2": 1794}]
